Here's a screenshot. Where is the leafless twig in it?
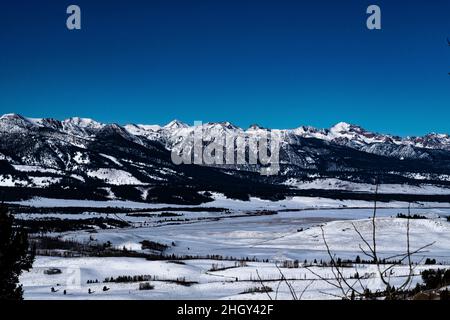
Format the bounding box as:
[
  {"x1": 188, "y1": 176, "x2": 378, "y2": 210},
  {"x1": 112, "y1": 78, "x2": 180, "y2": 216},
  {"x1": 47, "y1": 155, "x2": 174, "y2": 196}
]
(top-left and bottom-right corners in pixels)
[{"x1": 255, "y1": 269, "x2": 273, "y2": 300}]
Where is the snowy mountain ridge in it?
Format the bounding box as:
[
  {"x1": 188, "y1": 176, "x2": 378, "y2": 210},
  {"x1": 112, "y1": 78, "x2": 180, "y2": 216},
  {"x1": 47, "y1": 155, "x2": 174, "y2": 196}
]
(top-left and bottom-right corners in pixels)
[
  {"x1": 2, "y1": 113, "x2": 450, "y2": 203},
  {"x1": 2, "y1": 113, "x2": 449, "y2": 153}
]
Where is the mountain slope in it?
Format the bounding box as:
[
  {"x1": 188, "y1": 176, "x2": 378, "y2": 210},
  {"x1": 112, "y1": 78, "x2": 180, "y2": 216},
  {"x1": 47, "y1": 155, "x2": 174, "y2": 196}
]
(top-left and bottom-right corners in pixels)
[{"x1": 1, "y1": 113, "x2": 450, "y2": 203}]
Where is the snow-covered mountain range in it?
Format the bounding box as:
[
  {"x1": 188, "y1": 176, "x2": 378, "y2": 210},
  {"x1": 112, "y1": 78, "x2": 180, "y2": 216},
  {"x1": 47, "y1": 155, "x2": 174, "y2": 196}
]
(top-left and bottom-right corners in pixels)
[{"x1": 1, "y1": 113, "x2": 450, "y2": 203}]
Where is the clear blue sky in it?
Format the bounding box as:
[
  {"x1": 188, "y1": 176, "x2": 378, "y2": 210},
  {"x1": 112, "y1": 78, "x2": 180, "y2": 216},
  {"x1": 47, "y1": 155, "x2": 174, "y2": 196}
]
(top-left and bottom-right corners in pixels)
[{"x1": 1, "y1": 0, "x2": 450, "y2": 136}]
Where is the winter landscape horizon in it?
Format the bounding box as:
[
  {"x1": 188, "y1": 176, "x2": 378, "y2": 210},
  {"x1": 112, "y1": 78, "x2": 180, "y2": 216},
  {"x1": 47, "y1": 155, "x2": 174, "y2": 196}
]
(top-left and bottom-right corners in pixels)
[{"x1": 3, "y1": 110, "x2": 450, "y2": 300}]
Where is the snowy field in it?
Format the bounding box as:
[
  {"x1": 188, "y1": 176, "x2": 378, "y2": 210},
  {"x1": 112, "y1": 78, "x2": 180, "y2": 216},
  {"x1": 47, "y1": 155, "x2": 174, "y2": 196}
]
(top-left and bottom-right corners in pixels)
[
  {"x1": 284, "y1": 178, "x2": 450, "y2": 195},
  {"x1": 16, "y1": 195, "x2": 450, "y2": 300},
  {"x1": 21, "y1": 257, "x2": 448, "y2": 300},
  {"x1": 52, "y1": 208, "x2": 450, "y2": 262},
  {"x1": 11, "y1": 193, "x2": 450, "y2": 210}
]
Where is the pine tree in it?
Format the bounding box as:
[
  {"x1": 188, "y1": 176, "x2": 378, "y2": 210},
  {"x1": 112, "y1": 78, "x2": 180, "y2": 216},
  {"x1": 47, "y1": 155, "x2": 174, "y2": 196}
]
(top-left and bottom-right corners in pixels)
[{"x1": 0, "y1": 204, "x2": 35, "y2": 300}]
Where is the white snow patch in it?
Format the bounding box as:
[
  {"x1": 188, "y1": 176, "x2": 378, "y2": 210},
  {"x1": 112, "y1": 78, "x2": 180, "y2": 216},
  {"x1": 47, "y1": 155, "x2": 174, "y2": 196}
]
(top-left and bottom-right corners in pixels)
[
  {"x1": 73, "y1": 152, "x2": 90, "y2": 165},
  {"x1": 100, "y1": 154, "x2": 122, "y2": 167},
  {"x1": 87, "y1": 169, "x2": 142, "y2": 185}
]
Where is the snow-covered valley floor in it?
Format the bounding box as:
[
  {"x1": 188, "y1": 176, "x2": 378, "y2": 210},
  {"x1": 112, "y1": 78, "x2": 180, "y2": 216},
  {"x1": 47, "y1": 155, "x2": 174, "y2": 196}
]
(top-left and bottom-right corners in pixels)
[
  {"x1": 22, "y1": 257, "x2": 448, "y2": 300},
  {"x1": 17, "y1": 196, "x2": 450, "y2": 300}
]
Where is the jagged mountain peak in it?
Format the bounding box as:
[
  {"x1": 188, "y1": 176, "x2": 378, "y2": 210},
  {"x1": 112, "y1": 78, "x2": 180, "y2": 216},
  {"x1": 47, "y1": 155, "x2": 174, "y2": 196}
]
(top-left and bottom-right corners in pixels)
[
  {"x1": 329, "y1": 122, "x2": 372, "y2": 136},
  {"x1": 163, "y1": 119, "x2": 189, "y2": 130},
  {"x1": 330, "y1": 121, "x2": 354, "y2": 132},
  {"x1": 62, "y1": 117, "x2": 104, "y2": 128},
  {"x1": 60, "y1": 117, "x2": 105, "y2": 137},
  {"x1": 247, "y1": 124, "x2": 267, "y2": 131},
  {"x1": 135, "y1": 124, "x2": 162, "y2": 132},
  {"x1": 0, "y1": 113, "x2": 23, "y2": 119},
  {"x1": 202, "y1": 121, "x2": 241, "y2": 131},
  {"x1": 0, "y1": 113, "x2": 35, "y2": 124},
  {"x1": 98, "y1": 123, "x2": 138, "y2": 138},
  {"x1": 33, "y1": 117, "x2": 63, "y2": 130},
  {"x1": 0, "y1": 113, "x2": 39, "y2": 132}
]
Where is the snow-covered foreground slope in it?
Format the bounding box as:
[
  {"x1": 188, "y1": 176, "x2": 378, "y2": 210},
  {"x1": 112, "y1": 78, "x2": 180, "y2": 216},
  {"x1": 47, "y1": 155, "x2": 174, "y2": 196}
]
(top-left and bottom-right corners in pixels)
[
  {"x1": 19, "y1": 203, "x2": 450, "y2": 300},
  {"x1": 21, "y1": 256, "x2": 448, "y2": 300}
]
